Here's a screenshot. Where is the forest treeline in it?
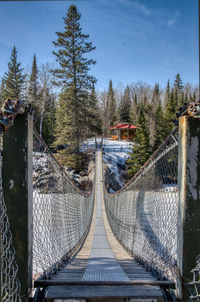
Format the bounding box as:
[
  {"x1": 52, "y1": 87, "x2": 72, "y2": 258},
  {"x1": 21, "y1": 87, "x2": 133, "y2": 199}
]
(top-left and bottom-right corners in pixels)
[
  {"x1": 0, "y1": 5, "x2": 198, "y2": 176},
  {"x1": 99, "y1": 76, "x2": 198, "y2": 177}
]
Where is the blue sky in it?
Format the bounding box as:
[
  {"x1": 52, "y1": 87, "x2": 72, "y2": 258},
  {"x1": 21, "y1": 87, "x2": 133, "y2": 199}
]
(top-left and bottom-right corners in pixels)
[{"x1": 0, "y1": 0, "x2": 198, "y2": 91}]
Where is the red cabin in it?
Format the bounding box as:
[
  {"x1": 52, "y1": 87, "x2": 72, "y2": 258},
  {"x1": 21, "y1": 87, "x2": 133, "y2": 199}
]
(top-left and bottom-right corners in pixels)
[{"x1": 110, "y1": 123, "x2": 137, "y2": 141}]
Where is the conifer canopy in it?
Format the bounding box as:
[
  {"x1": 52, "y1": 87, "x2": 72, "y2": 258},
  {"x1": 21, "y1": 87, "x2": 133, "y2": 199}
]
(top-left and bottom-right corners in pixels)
[
  {"x1": 52, "y1": 5, "x2": 97, "y2": 171},
  {"x1": 3, "y1": 46, "x2": 25, "y2": 100}
]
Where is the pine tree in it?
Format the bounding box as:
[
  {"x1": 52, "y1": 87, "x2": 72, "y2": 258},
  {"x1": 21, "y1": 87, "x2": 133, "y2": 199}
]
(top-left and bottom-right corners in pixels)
[
  {"x1": 130, "y1": 94, "x2": 138, "y2": 124},
  {"x1": 53, "y1": 5, "x2": 96, "y2": 88},
  {"x1": 107, "y1": 80, "x2": 117, "y2": 126},
  {"x1": 28, "y1": 54, "x2": 39, "y2": 107},
  {"x1": 174, "y1": 73, "x2": 183, "y2": 96},
  {"x1": 152, "y1": 83, "x2": 160, "y2": 106},
  {"x1": 165, "y1": 89, "x2": 176, "y2": 135},
  {"x1": 119, "y1": 85, "x2": 131, "y2": 122},
  {"x1": 178, "y1": 91, "x2": 185, "y2": 107},
  {"x1": 39, "y1": 82, "x2": 49, "y2": 138},
  {"x1": 3, "y1": 46, "x2": 25, "y2": 99},
  {"x1": 28, "y1": 54, "x2": 41, "y2": 130},
  {"x1": 174, "y1": 88, "x2": 179, "y2": 110},
  {"x1": 35, "y1": 62, "x2": 57, "y2": 144},
  {"x1": 153, "y1": 100, "x2": 165, "y2": 151},
  {"x1": 164, "y1": 80, "x2": 170, "y2": 108},
  {"x1": 53, "y1": 93, "x2": 68, "y2": 147},
  {"x1": 101, "y1": 91, "x2": 110, "y2": 137},
  {"x1": 0, "y1": 78, "x2": 6, "y2": 106},
  {"x1": 42, "y1": 92, "x2": 56, "y2": 146},
  {"x1": 127, "y1": 106, "x2": 151, "y2": 178},
  {"x1": 54, "y1": 90, "x2": 85, "y2": 170},
  {"x1": 149, "y1": 83, "x2": 161, "y2": 146},
  {"x1": 174, "y1": 73, "x2": 184, "y2": 108},
  {"x1": 87, "y1": 85, "x2": 102, "y2": 136},
  {"x1": 52, "y1": 5, "x2": 96, "y2": 171}
]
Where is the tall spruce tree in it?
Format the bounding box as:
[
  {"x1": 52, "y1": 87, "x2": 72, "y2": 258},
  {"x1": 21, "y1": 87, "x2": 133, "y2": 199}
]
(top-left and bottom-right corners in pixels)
[
  {"x1": 28, "y1": 54, "x2": 39, "y2": 106},
  {"x1": 130, "y1": 94, "x2": 138, "y2": 125},
  {"x1": 0, "y1": 78, "x2": 6, "y2": 106},
  {"x1": 174, "y1": 87, "x2": 179, "y2": 111},
  {"x1": 87, "y1": 84, "x2": 102, "y2": 136},
  {"x1": 165, "y1": 89, "x2": 176, "y2": 135},
  {"x1": 179, "y1": 91, "x2": 185, "y2": 107},
  {"x1": 54, "y1": 90, "x2": 83, "y2": 168},
  {"x1": 153, "y1": 100, "x2": 165, "y2": 151},
  {"x1": 127, "y1": 106, "x2": 151, "y2": 178},
  {"x1": 119, "y1": 85, "x2": 131, "y2": 122},
  {"x1": 174, "y1": 73, "x2": 184, "y2": 108},
  {"x1": 164, "y1": 80, "x2": 170, "y2": 108},
  {"x1": 3, "y1": 46, "x2": 25, "y2": 99},
  {"x1": 41, "y1": 90, "x2": 56, "y2": 146},
  {"x1": 101, "y1": 91, "x2": 110, "y2": 137},
  {"x1": 174, "y1": 73, "x2": 183, "y2": 95},
  {"x1": 149, "y1": 83, "x2": 161, "y2": 146},
  {"x1": 52, "y1": 5, "x2": 96, "y2": 170},
  {"x1": 107, "y1": 80, "x2": 117, "y2": 126},
  {"x1": 28, "y1": 54, "x2": 41, "y2": 130},
  {"x1": 54, "y1": 93, "x2": 68, "y2": 147},
  {"x1": 152, "y1": 83, "x2": 160, "y2": 106}
]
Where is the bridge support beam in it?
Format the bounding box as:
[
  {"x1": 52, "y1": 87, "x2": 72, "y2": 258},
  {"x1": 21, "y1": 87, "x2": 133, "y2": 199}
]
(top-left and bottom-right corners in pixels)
[
  {"x1": 177, "y1": 115, "x2": 200, "y2": 300},
  {"x1": 2, "y1": 112, "x2": 33, "y2": 301}
]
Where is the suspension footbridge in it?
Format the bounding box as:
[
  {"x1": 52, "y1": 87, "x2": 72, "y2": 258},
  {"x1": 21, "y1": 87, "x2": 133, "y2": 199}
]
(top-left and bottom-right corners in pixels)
[
  {"x1": 1, "y1": 99, "x2": 200, "y2": 302},
  {"x1": 35, "y1": 147, "x2": 173, "y2": 301}
]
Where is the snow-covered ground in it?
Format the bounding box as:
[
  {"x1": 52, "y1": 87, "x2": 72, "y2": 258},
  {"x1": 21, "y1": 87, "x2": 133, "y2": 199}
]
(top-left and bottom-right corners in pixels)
[
  {"x1": 33, "y1": 138, "x2": 132, "y2": 192},
  {"x1": 80, "y1": 137, "x2": 133, "y2": 192},
  {"x1": 102, "y1": 139, "x2": 133, "y2": 192},
  {"x1": 80, "y1": 138, "x2": 97, "y2": 152}
]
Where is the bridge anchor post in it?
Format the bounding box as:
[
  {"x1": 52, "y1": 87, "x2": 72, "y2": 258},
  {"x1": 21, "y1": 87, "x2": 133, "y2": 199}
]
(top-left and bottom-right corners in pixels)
[
  {"x1": 177, "y1": 115, "x2": 200, "y2": 300},
  {"x1": 2, "y1": 112, "x2": 33, "y2": 301}
]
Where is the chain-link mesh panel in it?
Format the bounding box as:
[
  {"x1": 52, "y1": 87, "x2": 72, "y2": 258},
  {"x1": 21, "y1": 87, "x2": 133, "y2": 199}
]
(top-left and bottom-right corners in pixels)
[
  {"x1": 33, "y1": 129, "x2": 95, "y2": 279},
  {"x1": 104, "y1": 128, "x2": 178, "y2": 284},
  {"x1": 188, "y1": 255, "x2": 200, "y2": 300},
  {"x1": 0, "y1": 134, "x2": 22, "y2": 302}
]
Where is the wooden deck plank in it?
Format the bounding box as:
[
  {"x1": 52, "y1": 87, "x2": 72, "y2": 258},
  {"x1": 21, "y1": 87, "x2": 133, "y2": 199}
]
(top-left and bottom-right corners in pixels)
[
  {"x1": 50, "y1": 276, "x2": 84, "y2": 280},
  {"x1": 35, "y1": 279, "x2": 175, "y2": 288},
  {"x1": 52, "y1": 273, "x2": 156, "y2": 279},
  {"x1": 45, "y1": 284, "x2": 163, "y2": 299},
  {"x1": 127, "y1": 275, "x2": 157, "y2": 279},
  {"x1": 57, "y1": 272, "x2": 85, "y2": 275},
  {"x1": 58, "y1": 269, "x2": 85, "y2": 273}
]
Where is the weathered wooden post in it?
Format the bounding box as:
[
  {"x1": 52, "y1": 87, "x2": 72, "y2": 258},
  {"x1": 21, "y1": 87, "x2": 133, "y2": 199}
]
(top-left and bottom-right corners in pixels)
[
  {"x1": 177, "y1": 115, "x2": 200, "y2": 300},
  {"x1": 2, "y1": 112, "x2": 33, "y2": 301}
]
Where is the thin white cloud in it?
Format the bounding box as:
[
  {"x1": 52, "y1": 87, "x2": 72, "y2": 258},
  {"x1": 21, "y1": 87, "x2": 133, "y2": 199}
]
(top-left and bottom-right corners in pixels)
[
  {"x1": 167, "y1": 11, "x2": 180, "y2": 27},
  {"x1": 119, "y1": 0, "x2": 151, "y2": 16},
  {"x1": 0, "y1": 38, "x2": 13, "y2": 48}
]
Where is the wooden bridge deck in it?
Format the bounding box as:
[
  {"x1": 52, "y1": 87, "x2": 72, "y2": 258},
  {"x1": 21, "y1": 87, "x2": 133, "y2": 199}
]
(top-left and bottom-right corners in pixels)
[{"x1": 35, "y1": 149, "x2": 174, "y2": 301}]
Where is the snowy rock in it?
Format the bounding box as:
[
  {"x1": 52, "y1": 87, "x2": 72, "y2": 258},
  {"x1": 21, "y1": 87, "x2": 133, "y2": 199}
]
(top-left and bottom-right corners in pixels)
[{"x1": 102, "y1": 139, "x2": 132, "y2": 193}]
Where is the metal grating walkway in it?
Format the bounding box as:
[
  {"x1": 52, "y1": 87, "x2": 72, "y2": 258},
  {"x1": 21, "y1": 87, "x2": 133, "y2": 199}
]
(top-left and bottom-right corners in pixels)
[{"x1": 82, "y1": 150, "x2": 129, "y2": 281}]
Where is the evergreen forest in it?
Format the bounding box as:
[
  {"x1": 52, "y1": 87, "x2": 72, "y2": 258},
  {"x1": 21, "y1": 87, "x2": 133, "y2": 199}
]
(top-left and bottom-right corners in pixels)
[{"x1": 0, "y1": 5, "x2": 198, "y2": 178}]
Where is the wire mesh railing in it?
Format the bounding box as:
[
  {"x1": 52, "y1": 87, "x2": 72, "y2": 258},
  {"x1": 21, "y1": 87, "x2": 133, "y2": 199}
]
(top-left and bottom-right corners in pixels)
[
  {"x1": 189, "y1": 256, "x2": 200, "y2": 300},
  {"x1": 1, "y1": 98, "x2": 200, "y2": 300},
  {"x1": 33, "y1": 128, "x2": 95, "y2": 279},
  {"x1": 104, "y1": 128, "x2": 179, "y2": 284},
  {"x1": 0, "y1": 133, "x2": 22, "y2": 302}
]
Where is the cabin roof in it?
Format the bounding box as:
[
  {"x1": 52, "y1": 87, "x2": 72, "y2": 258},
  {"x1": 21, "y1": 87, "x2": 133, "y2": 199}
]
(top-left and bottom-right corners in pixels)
[{"x1": 110, "y1": 123, "x2": 137, "y2": 130}]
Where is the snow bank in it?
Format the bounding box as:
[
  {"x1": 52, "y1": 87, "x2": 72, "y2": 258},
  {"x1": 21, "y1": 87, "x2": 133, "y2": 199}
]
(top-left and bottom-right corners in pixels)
[{"x1": 102, "y1": 139, "x2": 133, "y2": 191}]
